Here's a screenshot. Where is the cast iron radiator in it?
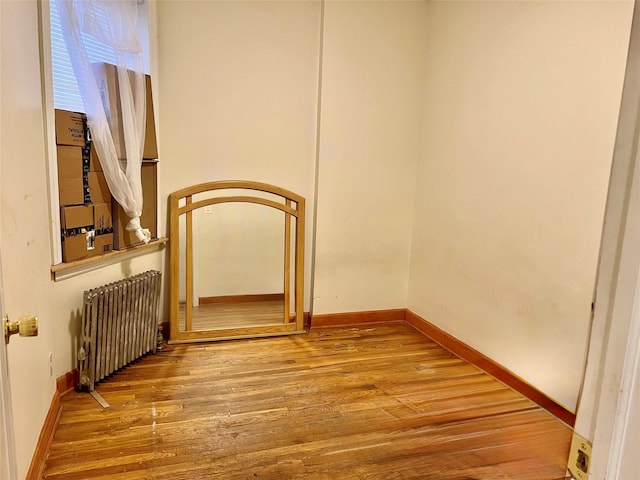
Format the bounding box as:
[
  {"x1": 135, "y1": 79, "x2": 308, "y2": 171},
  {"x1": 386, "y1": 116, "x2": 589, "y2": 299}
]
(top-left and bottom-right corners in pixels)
[{"x1": 78, "y1": 270, "x2": 161, "y2": 391}]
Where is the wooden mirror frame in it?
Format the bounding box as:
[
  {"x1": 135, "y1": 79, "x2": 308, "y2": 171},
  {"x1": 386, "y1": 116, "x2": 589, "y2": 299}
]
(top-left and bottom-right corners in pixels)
[{"x1": 168, "y1": 180, "x2": 305, "y2": 343}]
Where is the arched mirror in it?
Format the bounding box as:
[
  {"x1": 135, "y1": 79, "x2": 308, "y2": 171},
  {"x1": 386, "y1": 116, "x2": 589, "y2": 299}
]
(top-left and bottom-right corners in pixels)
[{"x1": 169, "y1": 181, "x2": 305, "y2": 343}]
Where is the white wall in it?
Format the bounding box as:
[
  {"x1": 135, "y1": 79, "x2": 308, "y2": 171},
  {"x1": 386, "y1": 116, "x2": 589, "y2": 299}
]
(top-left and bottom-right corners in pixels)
[
  {"x1": 0, "y1": 2, "x2": 162, "y2": 477},
  {"x1": 312, "y1": 1, "x2": 427, "y2": 315},
  {"x1": 157, "y1": 0, "x2": 631, "y2": 413},
  {"x1": 195, "y1": 203, "x2": 285, "y2": 298},
  {"x1": 157, "y1": 0, "x2": 321, "y2": 310},
  {"x1": 408, "y1": 0, "x2": 633, "y2": 411}
]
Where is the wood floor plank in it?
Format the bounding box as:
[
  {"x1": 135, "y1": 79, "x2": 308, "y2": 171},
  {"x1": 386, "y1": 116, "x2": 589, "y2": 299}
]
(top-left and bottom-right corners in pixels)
[{"x1": 43, "y1": 324, "x2": 571, "y2": 479}]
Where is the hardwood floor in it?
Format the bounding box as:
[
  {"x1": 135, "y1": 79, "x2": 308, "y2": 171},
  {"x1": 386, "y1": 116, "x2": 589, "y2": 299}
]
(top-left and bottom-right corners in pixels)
[{"x1": 43, "y1": 324, "x2": 572, "y2": 479}]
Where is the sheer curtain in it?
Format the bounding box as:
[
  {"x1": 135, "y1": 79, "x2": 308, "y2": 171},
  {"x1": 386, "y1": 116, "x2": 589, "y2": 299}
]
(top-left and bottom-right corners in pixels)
[{"x1": 56, "y1": 0, "x2": 150, "y2": 243}]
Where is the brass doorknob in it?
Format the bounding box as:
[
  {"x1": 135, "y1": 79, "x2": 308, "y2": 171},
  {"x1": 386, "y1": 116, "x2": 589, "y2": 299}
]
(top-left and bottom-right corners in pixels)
[{"x1": 3, "y1": 314, "x2": 38, "y2": 344}]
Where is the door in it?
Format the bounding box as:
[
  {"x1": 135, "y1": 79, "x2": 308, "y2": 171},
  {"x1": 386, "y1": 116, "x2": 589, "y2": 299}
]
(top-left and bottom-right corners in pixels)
[{"x1": 0, "y1": 249, "x2": 18, "y2": 480}]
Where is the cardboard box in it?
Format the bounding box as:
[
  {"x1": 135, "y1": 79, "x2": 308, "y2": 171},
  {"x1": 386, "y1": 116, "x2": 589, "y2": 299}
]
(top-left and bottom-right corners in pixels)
[
  {"x1": 62, "y1": 234, "x2": 92, "y2": 263},
  {"x1": 57, "y1": 146, "x2": 90, "y2": 206},
  {"x1": 93, "y1": 202, "x2": 112, "y2": 233},
  {"x1": 88, "y1": 233, "x2": 114, "y2": 257},
  {"x1": 143, "y1": 74, "x2": 158, "y2": 159},
  {"x1": 55, "y1": 110, "x2": 87, "y2": 147},
  {"x1": 92, "y1": 63, "x2": 158, "y2": 159},
  {"x1": 113, "y1": 161, "x2": 157, "y2": 250},
  {"x1": 61, "y1": 204, "x2": 93, "y2": 229},
  {"x1": 87, "y1": 172, "x2": 112, "y2": 204},
  {"x1": 60, "y1": 204, "x2": 114, "y2": 262},
  {"x1": 60, "y1": 205, "x2": 94, "y2": 262}
]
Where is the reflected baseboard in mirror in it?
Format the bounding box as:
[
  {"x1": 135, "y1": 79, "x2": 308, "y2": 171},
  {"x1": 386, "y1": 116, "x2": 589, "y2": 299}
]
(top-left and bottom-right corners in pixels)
[{"x1": 199, "y1": 293, "x2": 284, "y2": 305}]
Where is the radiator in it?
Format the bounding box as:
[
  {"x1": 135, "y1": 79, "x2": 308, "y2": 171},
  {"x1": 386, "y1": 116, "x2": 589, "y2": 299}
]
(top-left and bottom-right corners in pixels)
[{"x1": 78, "y1": 270, "x2": 161, "y2": 391}]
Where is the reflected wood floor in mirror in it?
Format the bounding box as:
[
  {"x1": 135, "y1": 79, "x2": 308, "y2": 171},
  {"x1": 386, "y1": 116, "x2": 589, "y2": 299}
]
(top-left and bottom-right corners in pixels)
[
  {"x1": 178, "y1": 300, "x2": 286, "y2": 330},
  {"x1": 43, "y1": 324, "x2": 572, "y2": 479}
]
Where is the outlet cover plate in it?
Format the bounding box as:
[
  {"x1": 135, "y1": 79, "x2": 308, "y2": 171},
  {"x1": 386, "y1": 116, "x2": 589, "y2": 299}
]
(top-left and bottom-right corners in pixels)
[{"x1": 568, "y1": 431, "x2": 592, "y2": 480}]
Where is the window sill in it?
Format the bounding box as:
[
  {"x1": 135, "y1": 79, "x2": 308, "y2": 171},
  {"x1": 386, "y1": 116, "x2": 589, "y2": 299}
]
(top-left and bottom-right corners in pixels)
[{"x1": 51, "y1": 237, "x2": 168, "y2": 281}]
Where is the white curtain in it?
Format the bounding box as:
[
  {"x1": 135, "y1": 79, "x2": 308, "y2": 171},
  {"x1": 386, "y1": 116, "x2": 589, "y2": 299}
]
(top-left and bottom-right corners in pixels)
[{"x1": 56, "y1": 0, "x2": 150, "y2": 243}]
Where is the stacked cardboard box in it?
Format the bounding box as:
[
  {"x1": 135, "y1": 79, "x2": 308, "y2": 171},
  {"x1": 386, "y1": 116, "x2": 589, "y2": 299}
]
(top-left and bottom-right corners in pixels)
[
  {"x1": 92, "y1": 63, "x2": 158, "y2": 160},
  {"x1": 56, "y1": 65, "x2": 158, "y2": 262},
  {"x1": 91, "y1": 62, "x2": 158, "y2": 250},
  {"x1": 56, "y1": 110, "x2": 114, "y2": 262},
  {"x1": 87, "y1": 142, "x2": 114, "y2": 258}
]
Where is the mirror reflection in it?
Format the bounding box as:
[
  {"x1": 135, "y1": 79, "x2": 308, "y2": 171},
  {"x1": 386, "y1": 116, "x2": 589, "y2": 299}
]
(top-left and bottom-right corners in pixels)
[{"x1": 179, "y1": 202, "x2": 286, "y2": 331}]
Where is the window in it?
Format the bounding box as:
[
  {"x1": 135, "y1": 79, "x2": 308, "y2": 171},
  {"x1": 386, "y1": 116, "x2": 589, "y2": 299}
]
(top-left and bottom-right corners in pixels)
[
  {"x1": 49, "y1": 0, "x2": 116, "y2": 112},
  {"x1": 42, "y1": 1, "x2": 161, "y2": 279}
]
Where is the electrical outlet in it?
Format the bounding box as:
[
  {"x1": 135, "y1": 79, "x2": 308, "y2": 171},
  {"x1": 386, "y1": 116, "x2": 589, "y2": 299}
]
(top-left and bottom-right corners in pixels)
[
  {"x1": 49, "y1": 352, "x2": 53, "y2": 378},
  {"x1": 568, "y1": 431, "x2": 592, "y2": 480}
]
